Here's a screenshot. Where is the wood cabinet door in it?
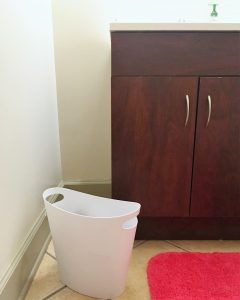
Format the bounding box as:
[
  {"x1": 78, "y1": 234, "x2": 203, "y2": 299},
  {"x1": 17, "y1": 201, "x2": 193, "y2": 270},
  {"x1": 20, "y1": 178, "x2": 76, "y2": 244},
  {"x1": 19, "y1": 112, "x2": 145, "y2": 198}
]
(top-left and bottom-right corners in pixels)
[
  {"x1": 191, "y1": 77, "x2": 240, "y2": 217},
  {"x1": 112, "y1": 77, "x2": 198, "y2": 217}
]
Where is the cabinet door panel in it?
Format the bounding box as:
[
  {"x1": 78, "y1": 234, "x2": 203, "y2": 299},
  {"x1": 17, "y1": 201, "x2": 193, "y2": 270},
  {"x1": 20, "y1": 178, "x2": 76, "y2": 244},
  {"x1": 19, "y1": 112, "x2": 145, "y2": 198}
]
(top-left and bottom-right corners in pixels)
[
  {"x1": 112, "y1": 77, "x2": 198, "y2": 217},
  {"x1": 191, "y1": 77, "x2": 240, "y2": 217}
]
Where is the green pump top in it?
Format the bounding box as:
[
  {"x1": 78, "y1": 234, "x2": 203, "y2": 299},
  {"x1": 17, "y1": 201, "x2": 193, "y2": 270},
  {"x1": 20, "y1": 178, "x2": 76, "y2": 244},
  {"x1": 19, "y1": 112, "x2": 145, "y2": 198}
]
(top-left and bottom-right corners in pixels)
[{"x1": 210, "y1": 3, "x2": 218, "y2": 17}]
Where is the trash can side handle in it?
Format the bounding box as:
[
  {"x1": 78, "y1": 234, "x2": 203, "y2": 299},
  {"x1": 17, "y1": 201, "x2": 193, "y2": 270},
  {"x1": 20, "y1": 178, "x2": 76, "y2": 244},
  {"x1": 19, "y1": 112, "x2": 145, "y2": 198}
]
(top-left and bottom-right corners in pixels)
[
  {"x1": 43, "y1": 187, "x2": 68, "y2": 203},
  {"x1": 122, "y1": 217, "x2": 138, "y2": 230},
  {"x1": 120, "y1": 204, "x2": 141, "y2": 230}
]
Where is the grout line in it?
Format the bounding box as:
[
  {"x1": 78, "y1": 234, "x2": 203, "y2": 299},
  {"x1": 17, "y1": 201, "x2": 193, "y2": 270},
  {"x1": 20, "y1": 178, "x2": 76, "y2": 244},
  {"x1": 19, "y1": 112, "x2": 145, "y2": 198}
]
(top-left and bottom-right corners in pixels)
[
  {"x1": 165, "y1": 240, "x2": 190, "y2": 252},
  {"x1": 42, "y1": 285, "x2": 66, "y2": 300},
  {"x1": 46, "y1": 251, "x2": 56, "y2": 260},
  {"x1": 134, "y1": 240, "x2": 147, "y2": 248}
]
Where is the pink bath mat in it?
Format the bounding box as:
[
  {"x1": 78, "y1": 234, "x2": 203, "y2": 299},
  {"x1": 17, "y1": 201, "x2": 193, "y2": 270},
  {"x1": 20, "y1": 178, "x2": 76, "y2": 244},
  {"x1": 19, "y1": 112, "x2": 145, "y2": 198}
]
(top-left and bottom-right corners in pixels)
[{"x1": 147, "y1": 252, "x2": 240, "y2": 300}]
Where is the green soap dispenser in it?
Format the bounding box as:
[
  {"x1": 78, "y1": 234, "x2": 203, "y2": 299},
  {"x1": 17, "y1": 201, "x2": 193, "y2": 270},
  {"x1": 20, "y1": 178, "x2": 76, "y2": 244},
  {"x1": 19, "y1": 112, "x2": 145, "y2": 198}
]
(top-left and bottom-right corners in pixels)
[{"x1": 209, "y1": 3, "x2": 219, "y2": 22}]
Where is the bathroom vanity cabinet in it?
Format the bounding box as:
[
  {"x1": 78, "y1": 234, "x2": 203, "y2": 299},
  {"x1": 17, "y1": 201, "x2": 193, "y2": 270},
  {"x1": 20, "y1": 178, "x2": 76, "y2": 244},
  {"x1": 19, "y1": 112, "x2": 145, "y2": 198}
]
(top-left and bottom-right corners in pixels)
[{"x1": 111, "y1": 24, "x2": 240, "y2": 239}]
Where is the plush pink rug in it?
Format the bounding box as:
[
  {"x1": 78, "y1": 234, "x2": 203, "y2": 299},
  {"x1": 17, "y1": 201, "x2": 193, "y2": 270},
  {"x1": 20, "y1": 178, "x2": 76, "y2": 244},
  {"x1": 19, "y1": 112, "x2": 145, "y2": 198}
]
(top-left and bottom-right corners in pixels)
[{"x1": 147, "y1": 252, "x2": 240, "y2": 300}]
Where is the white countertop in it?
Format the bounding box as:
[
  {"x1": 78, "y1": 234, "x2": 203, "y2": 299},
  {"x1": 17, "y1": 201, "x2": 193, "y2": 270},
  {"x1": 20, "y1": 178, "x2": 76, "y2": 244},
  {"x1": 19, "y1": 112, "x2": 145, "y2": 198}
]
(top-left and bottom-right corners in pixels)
[{"x1": 110, "y1": 23, "x2": 240, "y2": 32}]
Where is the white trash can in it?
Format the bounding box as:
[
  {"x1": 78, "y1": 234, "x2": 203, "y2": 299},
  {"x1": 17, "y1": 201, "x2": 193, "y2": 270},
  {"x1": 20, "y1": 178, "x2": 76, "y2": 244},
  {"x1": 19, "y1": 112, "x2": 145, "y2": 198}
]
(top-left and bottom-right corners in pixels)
[{"x1": 43, "y1": 187, "x2": 141, "y2": 299}]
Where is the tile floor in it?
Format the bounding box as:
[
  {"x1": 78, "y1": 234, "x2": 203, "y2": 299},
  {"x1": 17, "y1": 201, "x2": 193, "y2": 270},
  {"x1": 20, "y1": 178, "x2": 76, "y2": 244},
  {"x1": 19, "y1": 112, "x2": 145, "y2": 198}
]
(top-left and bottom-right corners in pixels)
[{"x1": 25, "y1": 239, "x2": 240, "y2": 300}]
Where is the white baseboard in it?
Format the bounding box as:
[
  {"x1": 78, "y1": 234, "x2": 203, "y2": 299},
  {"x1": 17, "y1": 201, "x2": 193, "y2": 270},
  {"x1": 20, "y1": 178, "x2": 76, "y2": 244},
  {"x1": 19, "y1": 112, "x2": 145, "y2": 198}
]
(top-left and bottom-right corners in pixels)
[
  {"x1": 63, "y1": 179, "x2": 111, "y2": 185},
  {"x1": 0, "y1": 210, "x2": 46, "y2": 295},
  {"x1": 18, "y1": 234, "x2": 52, "y2": 300},
  {"x1": 0, "y1": 181, "x2": 64, "y2": 300}
]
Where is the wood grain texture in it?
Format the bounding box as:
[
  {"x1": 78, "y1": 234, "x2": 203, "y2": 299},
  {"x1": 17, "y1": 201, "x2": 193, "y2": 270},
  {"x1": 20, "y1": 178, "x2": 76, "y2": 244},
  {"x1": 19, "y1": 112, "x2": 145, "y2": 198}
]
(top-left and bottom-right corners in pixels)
[
  {"x1": 191, "y1": 77, "x2": 240, "y2": 217},
  {"x1": 136, "y1": 217, "x2": 240, "y2": 239},
  {"x1": 111, "y1": 32, "x2": 240, "y2": 76},
  {"x1": 112, "y1": 77, "x2": 198, "y2": 217}
]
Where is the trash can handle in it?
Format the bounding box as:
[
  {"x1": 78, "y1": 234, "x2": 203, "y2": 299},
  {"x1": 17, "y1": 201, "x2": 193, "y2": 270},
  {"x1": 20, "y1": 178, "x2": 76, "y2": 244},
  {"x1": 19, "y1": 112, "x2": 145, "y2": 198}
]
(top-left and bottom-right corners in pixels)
[
  {"x1": 120, "y1": 204, "x2": 141, "y2": 229},
  {"x1": 122, "y1": 208, "x2": 140, "y2": 220},
  {"x1": 43, "y1": 187, "x2": 69, "y2": 203}
]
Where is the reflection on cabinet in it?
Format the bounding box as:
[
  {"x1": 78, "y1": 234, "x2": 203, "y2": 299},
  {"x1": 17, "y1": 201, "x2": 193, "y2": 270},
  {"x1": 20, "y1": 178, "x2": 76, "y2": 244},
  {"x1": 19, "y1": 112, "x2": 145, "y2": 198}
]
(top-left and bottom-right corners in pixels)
[{"x1": 111, "y1": 31, "x2": 240, "y2": 239}]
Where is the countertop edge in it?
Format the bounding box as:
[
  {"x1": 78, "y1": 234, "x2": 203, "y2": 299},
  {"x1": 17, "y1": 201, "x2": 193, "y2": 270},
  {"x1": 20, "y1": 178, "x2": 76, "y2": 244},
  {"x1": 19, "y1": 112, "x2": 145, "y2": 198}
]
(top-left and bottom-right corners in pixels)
[{"x1": 110, "y1": 23, "x2": 240, "y2": 32}]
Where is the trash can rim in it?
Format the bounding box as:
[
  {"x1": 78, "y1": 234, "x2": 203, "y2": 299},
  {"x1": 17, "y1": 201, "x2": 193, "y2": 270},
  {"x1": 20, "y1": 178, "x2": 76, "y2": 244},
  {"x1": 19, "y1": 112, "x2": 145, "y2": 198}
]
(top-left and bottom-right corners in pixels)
[
  {"x1": 43, "y1": 187, "x2": 141, "y2": 220},
  {"x1": 44, "y1": 199, "x2": 141, "y2": 220}
]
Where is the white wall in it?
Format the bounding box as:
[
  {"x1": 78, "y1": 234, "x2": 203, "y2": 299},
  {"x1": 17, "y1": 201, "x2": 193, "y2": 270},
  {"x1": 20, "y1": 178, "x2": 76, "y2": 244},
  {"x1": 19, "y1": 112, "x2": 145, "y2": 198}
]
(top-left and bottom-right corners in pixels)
[
  {"x1": 52, "y1": 0, "x2": 240, "y2": 182},
  {"x1": 0, "y1": 0, "x2": 61, "y2": 282}
]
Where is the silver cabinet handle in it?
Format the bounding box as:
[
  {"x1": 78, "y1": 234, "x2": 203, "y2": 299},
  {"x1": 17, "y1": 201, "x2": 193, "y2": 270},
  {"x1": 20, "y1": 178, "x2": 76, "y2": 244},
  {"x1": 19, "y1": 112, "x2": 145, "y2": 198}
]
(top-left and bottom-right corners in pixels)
[
  {"x1": 185, "y1": 95, "x2": 190, "y2": 127},
  {"x1": 206, "y1": 95, "x2": 212, "y2": 127}
]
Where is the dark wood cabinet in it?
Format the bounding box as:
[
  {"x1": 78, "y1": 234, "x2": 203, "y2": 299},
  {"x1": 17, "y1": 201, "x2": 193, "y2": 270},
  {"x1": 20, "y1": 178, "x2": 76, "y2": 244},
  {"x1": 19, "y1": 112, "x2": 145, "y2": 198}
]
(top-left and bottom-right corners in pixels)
[
  {"x1": 112, "y1": 77, "x2": 198, "y2": 217},
  {"x1": 111, "y1": 30, "x2": 240, "y2": 239},
  {"x1": 111, "y1": 32, "x2": 240, "y2": 76},
  {"x1": 191, "y1": 77, "x2": 240, "y2": 217}
]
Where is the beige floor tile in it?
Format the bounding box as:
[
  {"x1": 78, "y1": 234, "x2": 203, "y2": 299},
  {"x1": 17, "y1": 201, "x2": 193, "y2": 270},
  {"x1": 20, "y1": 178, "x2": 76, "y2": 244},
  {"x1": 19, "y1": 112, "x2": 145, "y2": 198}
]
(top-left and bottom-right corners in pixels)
[
  {"x1": 25, "y1": 254, "x2": 64, "y2": 300},
  {"x1": 169, "y1": 240, "x2": 240, "y2": 252},
  {"x1": 47, "y1": 239, "x2": 56, "y2": 257},
  {"x1": 49, "y1": 287, "x2": 98, "y2": 299},
  {"x1": 116, "y1": 240, "x2": 183, "y2": 300}
]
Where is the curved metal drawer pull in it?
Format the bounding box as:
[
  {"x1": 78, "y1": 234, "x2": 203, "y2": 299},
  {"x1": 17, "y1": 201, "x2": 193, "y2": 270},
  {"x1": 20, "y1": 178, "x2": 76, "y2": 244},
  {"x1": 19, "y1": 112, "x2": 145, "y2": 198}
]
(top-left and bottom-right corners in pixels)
[
  {"x1": 206, "y1": 95, "x2": 212, "y2": 127},
  {"x1": 185, "y1": 95, "x2": 190, "y2": 127}
]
